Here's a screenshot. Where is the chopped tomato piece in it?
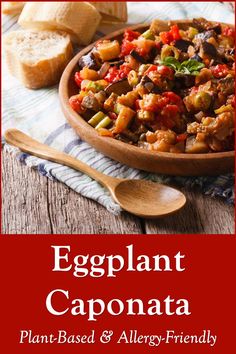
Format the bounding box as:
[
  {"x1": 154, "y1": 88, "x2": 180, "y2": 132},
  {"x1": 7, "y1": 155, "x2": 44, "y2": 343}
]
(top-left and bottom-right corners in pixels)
[
  {"x1": 141, "y1": 95, "x2": 172, "y2": 113},
  {"x1": 104, "y1": 66, "x2": 120, "y2": 83},
  {"x1": 69, "y1": 96, "x2": 83, "y2": 113},
  {"x1": 124, "y1": 29, "x2": 141, "y2": 41},
  {"x1": 136, "y1": 47, "x2": 149, "y2": 57},
  {"x1": 156, "y1": 97, "x2": 169, "y2": 110},
  {"x1": 163, "y1": 92, "x2": 184, "y2": 111},
  {"x1": 160, "y1": 25, "x2": 181, "y2": 44},
  {"x1": 222, "y1": 26, "x2": 235, "y2": 37},
  {"x1": 232, "y1": 96, "x2": 235, "y2": 108},
  {"x1": 74, "y1": 72, "x2": 83, "y2": 87},
  {"x1": 120, "y1": 40, "x2": 136, "y2": 57},
  {"x1": 119, "y1": 63, "x2": 132, "y2": 78},
  {"x1": 145, "y1": 65, "x2": 158, "y2": 75},
  {"x1": 176, "y1": 133, "x2": 187, "y2": 142},
  {"x1": 211, "y1": 64, "x2": 229, "y2": 78},
  {"x1": 162, "y1": 104, "x2": 180, "y2": 118},
  {"x1": 135, "y1": 99, "x2": 141, "y2": 110},
  {"x1": 160, "y1": 31, "x2": 173, "y2": 45},
  {"x1": 108, "y1": 112, "x2": 118, "y2": 120},
  {"x1": 161, "y1": 105, "x2": 180, "y2": 129},
  {"x1": 157, "y1": 65, "x2": 174, "y2": 79},
  {"x1": 104, "y1": 64, "x2": 131, "y2": 83},
  {"x1": 155, "y1": 41, "x2": 162, "y2": 50},
  {"x1": 170, "y1": 25, "x2": 181, "y2": 40}
]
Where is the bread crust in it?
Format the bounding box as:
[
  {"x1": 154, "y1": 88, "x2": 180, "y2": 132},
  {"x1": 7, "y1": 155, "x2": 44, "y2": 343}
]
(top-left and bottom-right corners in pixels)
[
  {"x1": 18, "y1": 2, "x2": 101, "y2": 45},
  {"x1": 4, "y1": 30, "x2": 73, "y2": 89}
]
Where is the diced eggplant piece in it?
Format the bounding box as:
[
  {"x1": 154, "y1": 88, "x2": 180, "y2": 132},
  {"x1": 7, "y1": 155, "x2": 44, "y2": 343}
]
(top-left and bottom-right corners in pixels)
[
  {"x1": 200, "y1": 42, "x2": 217, "y2": 58},
  {"x1": 192, "y1": 18, "x2": 217, "y2": 33},
  {"x1": 109, "y1": 59, "x2": 124, "y2": 67},
  {"x1": 175, "y1": 74, "x2": 196, "y2": 88},
  {"x1": 140, "y1": 75, "x2": 154, "y2": 89},
  {"x1": 192, "y1": 18, "x2": 208, "y2": 31},
  {"x1": 217, "y1": 76, "x2": 235, "y2": 95},
  {"x1": 148, "y1": 46, "x2": 159, "y2": 61},
  {"x1": 190, "y1": 54, "x2": 203, "y2": 62},
  {"x1": 195, "y1": 30, "x2": 217, "y2": 41},
  {"x1": 224, "y1": 48, "x2": 235, "y2": 62},
  {"x1": 210, "y1": 23, "x2": 222, "y2": 34},
  {"x1": 79, "y1": 51, "x2": 101, "y2": 70},
  {"x1": 130, "y1": 49, "x2": 146, "y2": 63},
  {"x1": 193, "y1": 30, "x2": 217, "y2": 49},
  {"x1": 185, "y1": 136, "x2": 209, "y2": 153},
  {"x1": 98, "y1": 62, "x2": 110, "y2": 78},
  {"x1": 81, "y1": 109, "x2": 96, "y2": 121},
  {"x1": 228, "y1": 48, "x2": 234, "y2": 56},
  {"x1": 136, "y1": 124, "x2": 148, "y2": 135},
  {"x1": 194, "y1": 111, "x2": 205, "y2": 122},
  {"x1": 150, "y1": 86, "x2": 162, "y2": 94},
  {"x1": 115, "y1": 134, "x2": 131, "y2": 143},
  {"x1": 140, "y1": 75, "x2": 162, "y2": 94},
  {"x1": 81, "y1": 94, "x2": 100, "y2": 111},
  {"x1": 94, "y1": 91, "x2": 106, "y2": 105},
  {"x1": 105, "y1": 78, "x2": 132, "y2": 96},
  {"x1": 120, "y1": 129, "x2": 139, "y2": 143},
  {"x1": 174, "y1": 39, "x2": 193, "y2": 52}
]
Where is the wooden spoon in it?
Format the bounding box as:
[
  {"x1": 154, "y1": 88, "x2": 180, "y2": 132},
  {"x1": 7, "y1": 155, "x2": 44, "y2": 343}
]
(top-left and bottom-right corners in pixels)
[{"x1": 4, "y1": 129, "x2": 186, "y2": 218}]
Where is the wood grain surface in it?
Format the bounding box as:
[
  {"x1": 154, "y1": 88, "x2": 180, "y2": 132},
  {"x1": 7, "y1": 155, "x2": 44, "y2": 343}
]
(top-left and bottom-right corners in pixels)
[
  {"x1": 2, "y1": 151, "x2": 234, "y2": 235},
  {"x1": 4, "y1": 128, "x2": 186, "y2": 218}
]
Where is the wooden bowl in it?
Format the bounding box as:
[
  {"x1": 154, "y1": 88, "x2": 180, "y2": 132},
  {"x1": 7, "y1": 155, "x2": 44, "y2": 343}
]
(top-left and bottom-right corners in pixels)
[{"x1": 59, "y1": 21, "x2": 235, "y2": 176}]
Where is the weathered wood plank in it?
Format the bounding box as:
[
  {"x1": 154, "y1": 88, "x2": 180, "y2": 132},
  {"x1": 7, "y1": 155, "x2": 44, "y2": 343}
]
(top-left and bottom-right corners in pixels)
[
  {"x1": 2, "y1": 151, "x2": 142, "y2": 234},
  {"x1": 144, "y1": 187, "x2": 235, "y2": 235},
  {"x1": 2, "y1": 151, "x2": 234, "y2": 235},
  {"x1": 2, "y1": 151, "x2": 52, "y2": 234},
  {"x1": 46, "y1": 177, "x2": 142, "y2": 234}
]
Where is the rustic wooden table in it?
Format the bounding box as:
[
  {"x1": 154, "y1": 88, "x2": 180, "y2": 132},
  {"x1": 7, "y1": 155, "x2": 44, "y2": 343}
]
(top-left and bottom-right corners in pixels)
[{"x1": 2, "y1": 150, "x2": 234, "y2": 234}]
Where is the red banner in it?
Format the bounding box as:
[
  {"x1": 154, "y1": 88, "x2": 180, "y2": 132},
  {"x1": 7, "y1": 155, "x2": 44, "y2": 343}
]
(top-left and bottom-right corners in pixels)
[{"x1": 1, "y1": 235, "x2": 235, "y2": 353}]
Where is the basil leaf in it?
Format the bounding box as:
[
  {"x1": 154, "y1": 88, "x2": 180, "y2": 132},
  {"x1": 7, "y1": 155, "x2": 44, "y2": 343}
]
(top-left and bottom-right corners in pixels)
[
  {"x1": 160, "y1": 57, "x2": 205, "y2": 76},
  {"x1": 181, "y1": 59, "x2": 205, "y2": 73},
  {"x1": 161, "y1": 56, "x2": 181, "y2": 70},
  {"x1": 180, "y1": 66, "x2": 191, "y2": 75}
]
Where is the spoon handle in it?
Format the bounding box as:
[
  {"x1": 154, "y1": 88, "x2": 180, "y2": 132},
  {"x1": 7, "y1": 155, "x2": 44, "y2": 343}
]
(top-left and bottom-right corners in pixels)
[{"x1": 4, "y1": 128, "x2": 117, "y2": 188}]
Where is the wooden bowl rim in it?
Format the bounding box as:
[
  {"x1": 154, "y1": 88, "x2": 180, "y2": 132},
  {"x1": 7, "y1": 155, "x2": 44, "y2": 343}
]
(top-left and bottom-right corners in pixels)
[{"x1": 59, "y1": 20, "x2": 235, "y2": 162}]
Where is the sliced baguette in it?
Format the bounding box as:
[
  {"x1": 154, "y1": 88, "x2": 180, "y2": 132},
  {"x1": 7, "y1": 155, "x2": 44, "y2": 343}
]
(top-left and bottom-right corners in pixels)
[
  {"x1": 3, "y1": 30, "x2": 73, "y2": 89},
  {"x1": 2, "y1": 2, "x2": 25, "y2": 15},
  {"x1": 90, "y1": 2, "x2": 127, "y2": 23},
  {"x1": 18, "y1": 2, "x2": 101, "y2": 45}
]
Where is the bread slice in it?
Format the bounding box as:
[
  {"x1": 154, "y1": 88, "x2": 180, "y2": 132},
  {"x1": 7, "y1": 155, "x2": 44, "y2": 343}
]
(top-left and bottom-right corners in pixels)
[
  {"x1": 90, "y1": 2, "x2": 127, "y2": 23},
  {"x1": 18, "y1": 2, "x2": 101, "y2": 45},
  {"x1": 2, "y1": 2, "x2": 25, "y2": 15},
  {"x1": 3, "y1": 30, "x2": 73, "y2": 89}
]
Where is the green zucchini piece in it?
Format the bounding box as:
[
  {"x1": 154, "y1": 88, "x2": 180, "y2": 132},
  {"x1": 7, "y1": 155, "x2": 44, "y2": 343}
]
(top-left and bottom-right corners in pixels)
[
  {"x1": 88, "y1": 111, "x2": 106, "y2": 127},
  {"x1": 95, "y1": 116, "x2": 112, "y2": 130},
  {"x1": 142, "y1": 29, "x2": 155, "y2": 40}
]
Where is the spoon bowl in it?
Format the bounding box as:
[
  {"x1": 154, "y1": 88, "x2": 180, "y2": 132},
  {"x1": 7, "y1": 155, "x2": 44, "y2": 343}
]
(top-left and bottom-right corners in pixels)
[
  {"x1": 111, "y1": 179, "x2": 186, "y2": 218},
  {"x1": 4, "y1": 128, "x2": 186, "y2": 218}
]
